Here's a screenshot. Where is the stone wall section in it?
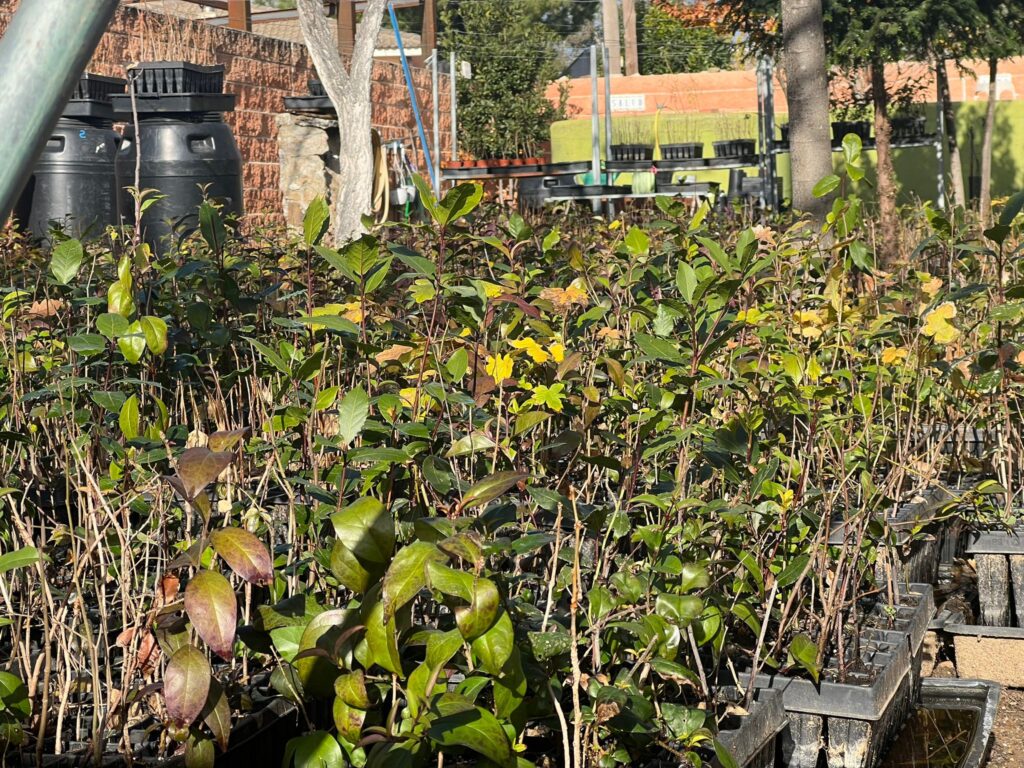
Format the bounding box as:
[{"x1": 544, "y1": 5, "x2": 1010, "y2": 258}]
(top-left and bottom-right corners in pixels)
[{"x1": 0, "y1": 1, "x2": 449, "y2": 227}]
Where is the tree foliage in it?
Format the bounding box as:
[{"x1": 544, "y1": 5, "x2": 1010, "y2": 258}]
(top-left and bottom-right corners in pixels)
[
  {"x1": 637, "y1": 1, "x2": 735, "y2": 75},
  {"x1": 439, "y1": 0, "x2": 597, "y2": 159}
]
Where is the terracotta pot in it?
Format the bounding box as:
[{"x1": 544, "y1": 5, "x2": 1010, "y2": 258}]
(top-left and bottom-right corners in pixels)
[
  {"x1": 474, "y1": 159, "x2": 489, "y2": 168},
  {"x1": 495, "y1": 158, "x2": 511, "y2": 167}
]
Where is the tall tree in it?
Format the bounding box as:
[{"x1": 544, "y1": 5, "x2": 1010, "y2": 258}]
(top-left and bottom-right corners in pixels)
[
  {"x1": 440, "y1": 0, "x2": 596, "y2": 159},
  {"x1": 781, "y1": 0, "x2": 833, "y2": 217},
  {"x1": 296, "y1": 0, "x2": 389, "y2": 243}
]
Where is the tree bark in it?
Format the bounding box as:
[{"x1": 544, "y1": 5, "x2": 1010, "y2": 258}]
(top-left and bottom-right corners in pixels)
[
  {"x1": 980, "y1": 57, "x2": 998, "y2": 226},
  {"x1": 297, "y1": 0, "x2": 388, "y2": 244},
  {"x1": 781, "y1": 0, "x2": 833, "y2": 218},
  {"x1": 622, "y1": 0, "x2": 639, "y2": 76},
  {"x1": 871, "y1": 59, "x2": 898, "y2": 257},
  {"x1": 936, "y1": 59, "x2": 966, "y2": 209}
]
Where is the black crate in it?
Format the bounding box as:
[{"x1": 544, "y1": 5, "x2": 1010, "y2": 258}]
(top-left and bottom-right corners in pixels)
[
  {"x1": 71, "y1": 73, "x2": 126, "y2": 103},
  {"x1": 308, "y1": 79, "x2": 326, "y2": 97},
  {"x1": 129, "y1": 61, "x2": 225, "y2": 96}
]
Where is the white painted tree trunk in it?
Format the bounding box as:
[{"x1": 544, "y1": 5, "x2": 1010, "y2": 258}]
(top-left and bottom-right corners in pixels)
[{"x1": 296, "y1": 0, "x2": 389, "y2": 244}]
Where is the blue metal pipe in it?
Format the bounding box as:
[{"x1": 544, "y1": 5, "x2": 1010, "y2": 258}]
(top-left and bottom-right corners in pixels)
[
  {"x1": 388, "y1": 1, "x2": 438, "y2": 193},
  {"x1": 0, "y1": 0, "x2": 120, "y2": 223}
]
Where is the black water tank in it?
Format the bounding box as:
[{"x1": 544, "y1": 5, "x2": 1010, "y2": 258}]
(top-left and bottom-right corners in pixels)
[
  {"x1": 15, "y1": 74, "x2": 125, "y2": 242},
  {"x1": 113, "y1": 62, "x2": 243, "y2": 251}
]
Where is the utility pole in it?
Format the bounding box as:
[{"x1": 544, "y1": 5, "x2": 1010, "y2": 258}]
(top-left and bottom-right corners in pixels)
[
  {"x1": 622, "y1": 0, "x2": 638, "y2": 76},
  {"x1": 602, "y1": 0, "x2": 621, "y2": 76}
]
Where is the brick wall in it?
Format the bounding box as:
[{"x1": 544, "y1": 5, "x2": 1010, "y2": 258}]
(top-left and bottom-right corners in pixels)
[{"x1": 0, "y1": 1, "x2": 449, "y2": 227}]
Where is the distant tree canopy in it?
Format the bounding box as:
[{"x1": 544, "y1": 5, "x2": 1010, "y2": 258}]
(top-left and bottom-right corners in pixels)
[
  {"x1": 439, "y1": 0, "x2": 597, "y2": 158},
  {"x1": 637, "y1": 1, "x2": 735, "y2": 75}
]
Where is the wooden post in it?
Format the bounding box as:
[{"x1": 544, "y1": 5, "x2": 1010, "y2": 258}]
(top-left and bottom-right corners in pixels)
[
  {"x1": 337, "y1": 0, "x2": 357, "y2": 58},
  {"x1": 622, "y1": 0, "x2": 638, "y2": 76},
  {"x1": 227, "y1": 0, "x2": 252, "y2": 31},
  {"x1": 421, "y1": 0, "x2": 437, "y2": 63},
  {"x1": 602, "y1": 0, "x2": 621, "y2": 77}
]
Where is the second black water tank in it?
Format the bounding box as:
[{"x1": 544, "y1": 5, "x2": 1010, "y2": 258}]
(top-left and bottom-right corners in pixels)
[{"x1": 113, "y1": 62, "x2": 243, "y2": 251}]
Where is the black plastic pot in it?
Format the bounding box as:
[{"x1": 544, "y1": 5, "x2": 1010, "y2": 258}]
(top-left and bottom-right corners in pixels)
[
  {"x1": 831, "y1": 120, "x2": 872, "y2": 142},
  {"x1": 748, "y1": 584, "x2": 933, "y2": 768},
  {"x1": 660, "y1": 142, "x2": 703, "y2": 161},
  {"x1": 18, "y1": 698, "x2": 298, "y2": 766},
  {"x1": 712, "y1": 139, "x2": 756, "y2": 158},
  {"x1": 610, "y1": 144, "x2": 654, "y2": 162},
  {"x1": 713, "y1": 688, "x2": 786, "y2": 768},
  {"x1": 891, "y1": 115, "x2": 926, "y2": 140}
]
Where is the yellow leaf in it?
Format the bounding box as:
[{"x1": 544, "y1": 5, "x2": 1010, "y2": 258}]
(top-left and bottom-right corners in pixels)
[
  {"x1": 509, "y1": 338, "x2": 550, "y2": 364},
  {"x1": 881, "y1": 346, "x2": 909, "y2": 365},
  {"x1": 548, "y1": 342, "x2": 566, "y2": 363},
  {"x1": 922, "y1": 302, "x2": 959, "y2": 344},
  {"x1": 485, "y1": 353, "x2": 514, "y2": 382}
]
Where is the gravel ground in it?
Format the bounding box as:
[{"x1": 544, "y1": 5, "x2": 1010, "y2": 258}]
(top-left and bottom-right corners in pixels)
[{"x1": 990, "y1": 687, "x2": 1024, "y2": 766}]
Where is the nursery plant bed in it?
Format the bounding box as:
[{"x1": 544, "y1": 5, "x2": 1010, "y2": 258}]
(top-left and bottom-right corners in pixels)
[
  {"x1": 713, "y1": 139, "x2": 756, "y2": 158},
  {"x1": 610, "y1": 144, "x2": 654, "y2": 162},
  {"x1": 877, "y1": 678, "x2": 1000, "y2": 768},
  {"x1": 713, "y1": 688, "x2": 787, "y2": 768},
  {"x1": 660, "y1": 142, "x2": 704, "y2": 161},
  {"x1": 16, "y1": 695, "x2": 298, "y2": 767},
  {"x1": 747, "y1": 584, "x2": 933, "y2": 768}
]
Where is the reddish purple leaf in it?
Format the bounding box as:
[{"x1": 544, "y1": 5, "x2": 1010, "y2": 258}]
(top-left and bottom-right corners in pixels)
[
  {"x1": 210, "y1": 527, "x2": 273, "y2": 586},
  {"x1": 184, "y1": 571, "x2": 237, "y2": 660},
  {"x1": 164, "y1": 644, "x2": 211, "y2": 728},
  {"x1": 175, "y1": 447, "x2": 234, "y2": 500}
]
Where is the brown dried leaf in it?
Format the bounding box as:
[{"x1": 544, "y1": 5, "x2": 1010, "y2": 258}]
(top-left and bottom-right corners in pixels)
[{"x1": 374, "y1": 344, "x2": 415, "y2": 364}]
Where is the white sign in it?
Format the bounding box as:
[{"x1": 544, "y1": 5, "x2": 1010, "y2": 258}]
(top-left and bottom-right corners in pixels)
[{"x1": 611, "y1": 94, "x2": 646, "y2": 112}]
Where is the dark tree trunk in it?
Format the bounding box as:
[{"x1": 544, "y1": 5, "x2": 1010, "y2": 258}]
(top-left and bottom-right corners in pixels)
[
  {"x1": 980, "y1": 57, "x2": 998, "y2": 226},
  {"x1": 781, "y1": 0, "x2": 833, "y2": 218},
  {"x1": 936, "y1": 59, "x2": 966, "y2": 209},
  {"x1": 871, "y1": 59, "x2": 898, "y2": 260}
]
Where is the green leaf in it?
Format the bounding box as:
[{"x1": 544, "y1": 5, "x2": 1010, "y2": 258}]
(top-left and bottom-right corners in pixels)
[
  {"x1": 184, "y1": 571, "x2": 237, "y2": 660},
  {"x1": 362, "y1": 588, "x2": 402, "y2": 675},
  {"x1": 210, "y1": 527, "x2": 272, "y2": 585},
  {"x1": 382, "y1": 540, "x2": 444, "y2": 623},
  {"x1": 714, "y1": 738, "x2": 740, "y2": 768},
  {"x1": 655, "y1": 593, "x2": 703, "y2": 626},
  {"x1": 679, "y1": 562, "x2": 710, "y2": 593},
  {"x1": 624, "y1": 226, "x2": 650, "y2": 255},
  {"x1": 634, "y1": 333, "x2": 686, "y2": 364},
  {"x1": 314, "y1": 386, "x2": 339, "y2": 412},
  {"x1": 812, "y1": 174, "x2": 841, "y2": 198},
  {"x1": 0, "y1": 672, "x2": 30, "y2": 719},
  {"x1": 96, "y1": 312, "x2": 129, "y2": 340},
  {"x1": 117, "y1": 321, "x2": 146, "y2": 364},
  {"x1": 471, "y1": 610, "x2": 514, "y2": 675},
  {"x1": 459, "y1": 471, "x2": 527, "y2": 512},
  {"x1": 199, "y1": 202, "x2": 227, "y2": 253},
  {"x1": 303, "y1": 197, "x2": 331, "y2": 247},
  {"x1": 999, "y1": 189, "x2": 1024, "y2": 227},
  {"x1": 164, "y1": 645, "x2": 212, "y2": 728},
  {"x1": 200, "y1": 678, "x2": 231, "y2": 752},
  {"x1": 514, "y1": 410, "x2": 549, "y2": 436},
  {"x1": 446, "y1": 347, "x2": 469, "y2": 381},
  {"x1": 841, "y1": 133, "x2": 862, "y2": 167},
  {"x1": 788, "y1": 633, "x2": 820, "y2": 684},
  {"x1": 776, "y1": 554, "x2": 810, "y2": 588},
  {"x1": 119, "y1": 394, "x2": 140, "y2": 440},
  {"x1": 676, "y1": 262, "x2": 698, "y2": 303},
  {"x1": 50, "y1": 239, "x2": 84, "y2": 285},
  {"x1": 331, "y1": 497, "x2": 394, "y2": 564},
  {"x1": 0, "y1": 547, "x2": 41, "y2": 576},
  {"x1": 69, "y1": 333, "x2": 106, "y2": 355},
  {"x1": 446, "y1": 433, "x2": 496, "y2": 458},
  {"x1": 296, "y1": 314, "x2": 360, "y2": 335},
  {"x1": 337, "y1": 387, "x2": 369, "y2": 448},
  {"x1": 437, "y1": 182, "x2": 484, "y2": 227},
  {"x1": 426, "y1": 561, "x2": 499, "y2": 640},
  {"x1": 140, "y1": 316, "x2": 169, "y2": 355},
  {"x1": 428, "y1": 704, "x2": 515, "y2": 768},
  {"x1": 247, "y1": 337, "x2": 291, "y2": 376},
  {"x1": 282, "y1": 731, "x2": 344, "y2": 768}
]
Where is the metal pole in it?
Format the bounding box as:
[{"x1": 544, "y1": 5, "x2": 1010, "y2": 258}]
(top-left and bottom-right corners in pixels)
[
  {"x1": 0, "y1": 0, "x2": 119, "y2": 224},
  {"x1": 449, "y1": 51, "x2": 458, "y2": 162},
  {"x1": 388, "y1": 2, "x2": 438, "y2": 194},
  {"x1": 432, "y1": 48, "x2": 440, "y2": 189},
  {"x1": 936, "y1": 81, "x2": 947, "y2": 211},
  {"x1": 591, "y1": 45, "x2": 601, "y2": 185},
  {"x1": 603, "y1": 46, "x2": 613, "y2": 160}
]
